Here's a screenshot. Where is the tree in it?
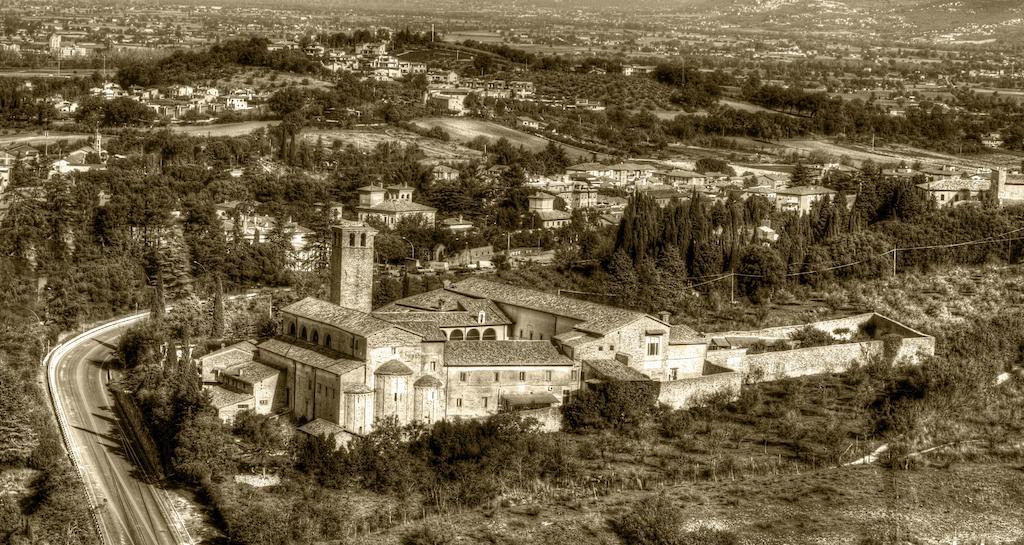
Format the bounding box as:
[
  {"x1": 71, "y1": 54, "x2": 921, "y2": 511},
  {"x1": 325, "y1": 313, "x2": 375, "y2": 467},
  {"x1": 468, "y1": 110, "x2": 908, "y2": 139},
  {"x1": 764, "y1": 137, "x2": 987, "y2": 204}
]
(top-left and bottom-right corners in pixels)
[
  {"x1": 790, "y1": 161, "x2": 811, "y2": 186},
  {"x1": 737, "y1": 245, "x2": 786, "y2": 304},
  {"x1": 173, "y1": 410, "x2": 235, "y2": 483}
]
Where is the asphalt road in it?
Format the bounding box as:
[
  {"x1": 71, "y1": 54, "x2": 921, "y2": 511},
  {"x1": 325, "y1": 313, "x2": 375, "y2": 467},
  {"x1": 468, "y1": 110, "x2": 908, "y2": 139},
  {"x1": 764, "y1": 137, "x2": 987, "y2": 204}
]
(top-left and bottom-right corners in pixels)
[{"x1": 52, "y1": 318, "x2": 188, "y2": 545}]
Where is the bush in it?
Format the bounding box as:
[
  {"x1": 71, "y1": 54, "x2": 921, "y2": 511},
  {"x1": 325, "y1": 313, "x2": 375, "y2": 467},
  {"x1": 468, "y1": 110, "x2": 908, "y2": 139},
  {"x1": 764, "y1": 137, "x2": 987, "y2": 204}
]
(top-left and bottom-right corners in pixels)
[
  {"x1": 609, "y1": 495, "x2": 681, "y2": 545},
  {"x1": 402, "y1": 522, "x2": 455, "y2": 545},
  {"x1": 562, "y1": 381, "x2": 661, "y2": 432},
  {"x1": 789, "y1": 326, "x2": 838, "y2": 348}
]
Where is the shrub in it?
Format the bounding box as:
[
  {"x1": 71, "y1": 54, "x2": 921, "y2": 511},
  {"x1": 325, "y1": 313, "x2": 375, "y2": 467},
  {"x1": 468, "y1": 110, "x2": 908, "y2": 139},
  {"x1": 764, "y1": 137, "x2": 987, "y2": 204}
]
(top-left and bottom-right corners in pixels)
[
  {"x1": 789, "y1": 326, "x2": 837, "y2": 348},
  {"x1": 562, "y1": 381, "x2": 661, "y2": 432},
  {"x1": 609, "y1": 495, "x2": 681, "y2": 545},
  {"x1": 402, "y1": 522, "x2": 455, "y2": 545}
]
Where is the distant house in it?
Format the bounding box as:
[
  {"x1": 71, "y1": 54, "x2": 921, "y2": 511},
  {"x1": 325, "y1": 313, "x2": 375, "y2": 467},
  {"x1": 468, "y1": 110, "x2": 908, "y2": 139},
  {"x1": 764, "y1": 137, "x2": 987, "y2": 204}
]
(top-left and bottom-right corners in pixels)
[
  {"x1": 916, "y1": 178, "x2": 991, "y2": 207},
  {"x1": 442, "y1": 215, "x2": 474, "y2": 233},
  {"x1": 431, "y1": 164, "x2": 460, "y2": 182},
  {"x1": 567, "y1": 162, "x2": 613, "y2": 179},
  {"x1": 528, "y1": 192, "x2": 571, "y2": 229},
  {"x1": 356, "y1": 184, "x2": 437, "y2": 227},
  {"x1": 657, "y1": 169, "x2": 707, "y2": 188},
  {"x1": 516, "y1": 116, "x2": 543, "y2": 130},
  {"x1": 639, "y1": 185, "x2": 682, "y2": 207},
  {"x1": 427, "y1": 90, "x2": 470, "y2": 114},
  {"x1": 774, "y1": 185, "x2": 838, "y2": 214}
]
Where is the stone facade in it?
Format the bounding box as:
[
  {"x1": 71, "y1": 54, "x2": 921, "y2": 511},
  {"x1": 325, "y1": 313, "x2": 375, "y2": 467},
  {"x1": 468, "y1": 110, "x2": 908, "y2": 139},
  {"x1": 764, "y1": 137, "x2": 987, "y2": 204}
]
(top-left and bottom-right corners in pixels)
[{"x1": 328, "y1": 222, "x2": 376, "y2": 313}]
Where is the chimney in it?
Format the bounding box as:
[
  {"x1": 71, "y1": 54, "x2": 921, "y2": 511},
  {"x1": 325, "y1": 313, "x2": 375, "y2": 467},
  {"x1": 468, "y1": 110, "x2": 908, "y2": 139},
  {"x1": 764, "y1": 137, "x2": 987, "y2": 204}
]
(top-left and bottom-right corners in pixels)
[{"x1": 658, "y1": 311, "x2": 672, "y2": 324}]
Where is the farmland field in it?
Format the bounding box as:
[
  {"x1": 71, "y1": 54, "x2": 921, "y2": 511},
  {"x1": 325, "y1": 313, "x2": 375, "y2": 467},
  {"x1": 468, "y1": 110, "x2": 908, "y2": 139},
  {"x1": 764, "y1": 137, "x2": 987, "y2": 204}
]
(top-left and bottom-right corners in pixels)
[{"x1": 411, "y1": 117, "x2": 607, "y2": 160}]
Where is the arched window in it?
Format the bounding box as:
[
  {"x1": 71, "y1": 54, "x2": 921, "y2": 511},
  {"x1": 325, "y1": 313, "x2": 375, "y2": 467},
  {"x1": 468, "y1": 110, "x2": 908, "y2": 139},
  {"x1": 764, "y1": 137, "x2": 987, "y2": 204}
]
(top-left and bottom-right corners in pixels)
[
  {"x1": 467, "y1": 329, "x2": 480, "y2": 341},
  {"x1": 477, "y1": 310, "x2": 486, "y2": 324},
  {"x1": 325, "y1": 334, "x2": 332, "y2": 348},
  {"x1": 450, "y1": 330, "x2": 464, "y2": 341},
  {"x1": 349, "y1": 233, "x2": 356, "y2": 246},
  {"x1": 312, "y1": 330, "x2": 319, "y2": 344},
  {"x1": 482, "y1": 328, "x2": 496, "y2": 340},
  {"x1": 360, "y1": 233, "x2": 367, "y2": 247},
  {"x1": 300, "y1": 326, "x2": 308, "y2": 341},
  {"x1": 289, "y1": 323, "x2": 296, "y2": 336}
]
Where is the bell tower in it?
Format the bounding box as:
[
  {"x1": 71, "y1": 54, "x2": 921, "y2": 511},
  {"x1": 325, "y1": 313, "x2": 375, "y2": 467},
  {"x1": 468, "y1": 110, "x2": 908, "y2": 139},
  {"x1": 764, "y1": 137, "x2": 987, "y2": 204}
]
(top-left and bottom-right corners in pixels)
[{"x1": 329, "y1": 220, "x2": 377, "y2": 313}]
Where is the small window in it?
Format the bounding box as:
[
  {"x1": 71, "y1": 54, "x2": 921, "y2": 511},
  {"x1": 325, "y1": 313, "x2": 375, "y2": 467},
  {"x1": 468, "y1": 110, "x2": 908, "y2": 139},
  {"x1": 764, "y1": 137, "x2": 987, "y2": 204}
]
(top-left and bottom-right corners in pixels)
[
  {"x1": 671, "y1": 368, "x2": 678, "y2": 380},
  {"x1": 394, "y1": 392, "x2": 398, "y2": 402},
  {"x1": 545, "y1": 370, "x2": 552, "y2": 381},
  {"x1": 571, "y1": 370, "x2": 578, "y2": 381},
  {"x1": 494, "y1": 372, "x2": 500, "y2": 382},
  {"x1": 301, "y1": 326, "x2": 307, "y2": 340},
  {"x1": 360, "y1": 233, "x2": 367, "y2": 246},
  {"x1": 349, "y1": 233, "x2": 355, "y2": 246},
  {"x1": 312, "y1": 330, "x2": 319, "y2": 344},
  {"x1": 289, "y1": 323, "x2": 296, "y2": 336},
  {"x1": 260, "y1": 399, "x2": 268, "y2": 405},
  {"x1": 237, "y1": 404, "x2": 248, "y2": 409},
  {"x1": 325, "y1": 334, "x2": 332, "y2": 348},
  {"x1": 610, "y1": 345, "x2": 615, "y2": 351},
  {"x1": 519, "y1": 371, "x2": 526, "y2": 381},
  {"x1": 478, "y1": 310, "x2": 486, "y2": 323},
  {"x1": 456, "y1": 398, "x2": 462, "y2": 408},
  {"x1": 431, "y1": 361, "x2": 437, "y2": 371},
  {"x1": 460, "y1": 372, "x2": 467, "y2": 382},
  {"x1": 647, "y1": 337, "x2": 660, "y2": 356},
  {"x1": 598, "y1": 346, "x2": 603, "y2": 352},
  {"x1": 483, "y1": 397, "x2": 488, "y2": 409}
]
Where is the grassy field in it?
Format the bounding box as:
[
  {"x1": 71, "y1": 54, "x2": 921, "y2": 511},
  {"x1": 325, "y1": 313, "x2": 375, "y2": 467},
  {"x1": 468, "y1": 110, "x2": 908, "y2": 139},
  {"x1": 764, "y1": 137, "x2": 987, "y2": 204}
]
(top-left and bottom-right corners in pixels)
[
  {"x1": 411, "y1": 117, "x2": 607, "y2": 161},
  {"x1": 301, "y1": 125, "x2": 485, "y2": 162}
]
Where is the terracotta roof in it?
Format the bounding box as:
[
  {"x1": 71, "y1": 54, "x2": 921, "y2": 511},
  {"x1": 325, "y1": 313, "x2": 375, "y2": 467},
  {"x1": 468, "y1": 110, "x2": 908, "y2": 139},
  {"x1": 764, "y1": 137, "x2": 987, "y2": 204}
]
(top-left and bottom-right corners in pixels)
[
  {"x1": 282, "y1": 297, "x2": 407, "y2": 338},
  {"x1": 584, "y1": 359, "x2": 651, "y2": 382},
  {"x1": 373, "y1": 308, "x2": 511, "y2": 328},
  {"x1": 206, "y1": 385, "x2": 254, "y2": 409},
  {"x1": 298, "y1": 418, "x2": 347, "y2": 438},
  {"x1": 916, "y1": 179, "x2": 990, "y2": 192},
  {"x1": 375, "y1": 359, "x2": 413, "y2": 375},
  {"x1": 414, "y1": 375, "x2": 443, "y2": 388},
  {"x1": 200, "y1": 341, "x2": 257, "y2": 381},
  {"x1": 222, "y1": 361, "x2": 278, "y2": 383},
  {"x1": 357, "y1": 200, "x2": 437, "y2": 213},
  {"x1": 257, "y1": 337, "x2": 364, "y2": 375},
  {"x1": 536, "y1": 210, "x2": 572, "y2": 221},
  {"x1": 380, "y1": 320, "x2": 447, "y2": 342},
  {"x1": 669, "y1": 324, "x2": 703, "y2": 344},
  {"x1": 443, "y1": 340, "x2": 574, "y2": 367},
  {"x1": 447, "y1": 277, "x2": 648, "y2": 336},
  {"x1": 775, "y1": 185, "x2": 837, "y2": 196},
  {"x1": 343, "y1": 382, "x2": 373, "y2": 394}
]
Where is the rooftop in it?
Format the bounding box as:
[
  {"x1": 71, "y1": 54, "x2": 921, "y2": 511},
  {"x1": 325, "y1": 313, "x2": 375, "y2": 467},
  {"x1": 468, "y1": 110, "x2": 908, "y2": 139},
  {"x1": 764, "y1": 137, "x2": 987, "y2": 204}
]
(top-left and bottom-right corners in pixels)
[
  {"x1": 357, "y1": 200, "x2": 437, "y2": 213},
  {"x1": 206, "y1": 385, "x2": 254, "y2": 409},
  {"x1": 283, "y1": 297, "x2": 407, "y2": 338},
  {"x1": 443, "y1": 340, "x2": 574, "y2": 367},
  {"x1": 584, "y1": 359, "x2": 651, "y2": 381},
  {"x1": 447, "y1": 277, "x2": 651, "y2": 336},
  {"x1": 222, "y1": 361, "x2": 278, "y2": 383},
  {"x1": 258, "y1": 337, "x2": 364, "y2": 375},
  {"x1": 775, "y1": 185, "x2": 837, "y2": 196},
  {"x1": 916, "y1": 179, "x2": 991, "y2": 192}
]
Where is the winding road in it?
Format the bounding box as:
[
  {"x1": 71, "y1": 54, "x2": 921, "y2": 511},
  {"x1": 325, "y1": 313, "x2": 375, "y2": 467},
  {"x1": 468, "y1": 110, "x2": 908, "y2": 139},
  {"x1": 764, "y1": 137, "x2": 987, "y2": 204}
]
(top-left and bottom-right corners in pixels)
[{"x1": 48, "y1": 314, "x2": 190, "y2": 545}]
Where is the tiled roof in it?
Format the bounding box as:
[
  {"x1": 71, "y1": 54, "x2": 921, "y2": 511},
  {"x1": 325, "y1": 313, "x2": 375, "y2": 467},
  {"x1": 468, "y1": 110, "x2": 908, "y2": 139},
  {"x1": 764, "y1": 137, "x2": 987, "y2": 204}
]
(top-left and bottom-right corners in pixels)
[
  {"x1": 916, "y1": 179, "x2": 990, "y2": 192},
  {"x1": 375, "y1": 359, "x2": 413, "y2": 375},
  {"x1": 222, "y1": 361, "x2": 279, "y2": 383},
  {"x1": 298, "y1": 418, "x2": 348, "y2": 438},
  {"x1": 377, "y1": 288, "x2": 480, "y2": 312},
  {"x1": 447, "y1": 277, "x2": 648, "y2": 336},
  {"x1": 373, "y1": 308, "x2": 511, "y2": 328},
  {"x1": 257, "y1": 337, "x2": 364, "y2": 375},
  {"x1": 199, "y1": 341, "x2": 257, "y2": 381},
  {"x1": 282, "y1": 297, "x2": 402, "y2": 338},
  {"x1": 536, "y1": 210, "x2": 572, "y2": 221},
  {"x1": 669, "y1": 324, "x2": 703, "y2": 344},
  {"x1": 414, "y1": 375, "x2": 443, "y2": 388},
  {"x1": 567, "y1": 162, "x2": 608, "y2": 171},
  {"x1": 584, "y1": 359, "x2": 651, "y2": 382},
  {"x1": 381, "y1": 320, "x2": 447, "y2": 342},
  {"x1": 775, "y1": 185, "x2": 837, "y2": 196},
  {"x1": 443, "y1": 340, "x2": 574, "y2": 367},
  {"x1": 206, "y1": 385, "x2": 254, "y2": 409},
  {"x1": 357, "y1": 200, "x2": 437, "y2": 213},
  {"x1": 343, "y1": 382, "x2": 373, "y2": 394}
]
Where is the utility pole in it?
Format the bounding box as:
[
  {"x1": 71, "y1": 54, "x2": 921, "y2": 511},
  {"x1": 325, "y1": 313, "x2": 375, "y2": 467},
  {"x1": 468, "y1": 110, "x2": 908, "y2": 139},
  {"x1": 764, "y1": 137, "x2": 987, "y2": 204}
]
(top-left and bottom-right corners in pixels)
[{"x1": 892, "y1": 247, "x2": 897, "y2": 276}]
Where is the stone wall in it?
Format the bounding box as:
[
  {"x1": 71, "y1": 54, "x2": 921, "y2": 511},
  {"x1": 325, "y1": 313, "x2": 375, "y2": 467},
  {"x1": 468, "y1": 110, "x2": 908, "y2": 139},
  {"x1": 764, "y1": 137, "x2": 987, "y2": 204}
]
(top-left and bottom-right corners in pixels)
[
  {"x1": 713, "y1": 313, "x2": 877, "y2": 341},
  {"x1": 657, "y1": 364, "x2": 743, "y2": 409},
  {"x1": 745, "y1": 341, "x2": 881, "y2": 382},
  {"x1": 515, "y1": 406, "x2": 563, "y2": 432}
]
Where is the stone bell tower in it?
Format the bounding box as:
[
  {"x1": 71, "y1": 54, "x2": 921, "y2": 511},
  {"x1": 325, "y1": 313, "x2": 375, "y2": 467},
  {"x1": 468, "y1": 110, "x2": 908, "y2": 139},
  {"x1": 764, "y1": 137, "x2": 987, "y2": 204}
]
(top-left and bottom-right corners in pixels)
[{"x1": 329, "y1": 220, "x2": 377, "y2": 313}]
